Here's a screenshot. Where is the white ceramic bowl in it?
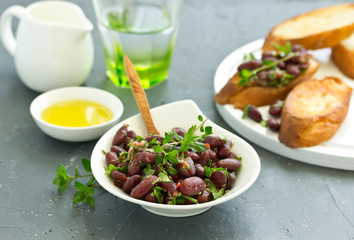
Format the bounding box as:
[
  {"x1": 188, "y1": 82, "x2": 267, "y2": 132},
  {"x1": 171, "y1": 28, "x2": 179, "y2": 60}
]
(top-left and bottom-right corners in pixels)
[
  {"x1": 30, "y1": 86, "x2": 124, "y2": 142},
  {"x1": 91, "y1": 100, "x2": 260, "y2": 217}
]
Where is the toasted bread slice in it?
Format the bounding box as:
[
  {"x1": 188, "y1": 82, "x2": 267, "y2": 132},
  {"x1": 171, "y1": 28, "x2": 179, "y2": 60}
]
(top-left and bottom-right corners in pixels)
[
  {"x1": 332, "y1": 33, "x2": 354, "y2": 79},
  {"x1": 263, "y1": 4, "x2": 354, "y2": 51},
  {"x1": 278, "y1": 77, "x2": 352, "y2": 148},
  {"x1": 214, "y1": 58, "x2": 319, "y2": 109}
]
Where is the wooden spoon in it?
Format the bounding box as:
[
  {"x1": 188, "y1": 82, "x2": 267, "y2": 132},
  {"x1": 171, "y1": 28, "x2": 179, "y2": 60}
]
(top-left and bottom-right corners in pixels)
[{"x1": 123, "y1": 54, "x2": 160, "y2": 135}]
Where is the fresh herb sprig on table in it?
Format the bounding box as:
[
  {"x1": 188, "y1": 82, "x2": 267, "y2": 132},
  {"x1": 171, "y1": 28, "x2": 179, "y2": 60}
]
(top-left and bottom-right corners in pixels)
[
  {"x1": 53, "y1": 158, "x2": 99, "y2": 208},
  {"x1": 238, "y1": 42, "x2": 297, "y2": 87}
]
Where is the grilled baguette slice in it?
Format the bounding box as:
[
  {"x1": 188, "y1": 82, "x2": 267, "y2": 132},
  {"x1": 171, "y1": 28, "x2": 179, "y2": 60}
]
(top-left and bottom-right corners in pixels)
[
  {"x1": 332, "y1": 33, "x2": 354, "y2": 79},
  {"x1": 214, "y1": 58, "x2": 319, "y2": 109},
  {"x1": 263, "y1": 3, "x2": 354, "y2": 51},
  {"x1": 279, "y1": 77, "x2": 352, "y2": 148}
]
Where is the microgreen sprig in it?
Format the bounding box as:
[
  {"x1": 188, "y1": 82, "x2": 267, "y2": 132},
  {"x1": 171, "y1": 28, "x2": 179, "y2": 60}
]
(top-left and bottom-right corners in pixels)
[{"x1": 53, "y1": 158, "x2": 99, "y2": 208}]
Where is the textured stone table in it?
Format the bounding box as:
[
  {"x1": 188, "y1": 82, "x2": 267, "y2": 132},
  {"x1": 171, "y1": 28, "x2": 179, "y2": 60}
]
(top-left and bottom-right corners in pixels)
[{"x1": 0, "y1": 0, "x2": 353, "y2": 239}]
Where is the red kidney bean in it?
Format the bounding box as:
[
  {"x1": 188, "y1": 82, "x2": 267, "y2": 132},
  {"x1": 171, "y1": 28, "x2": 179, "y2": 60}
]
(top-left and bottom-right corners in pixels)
[
  {"x1": 172, "y1": 127, "x2": 187, "y2": 137},
  {"x1": 140, "y1": 151, "x2": 157, "y2": 165},
  {"x1": 117, "y1": 161, "x2": 128, "y2": 168},
  {"x1": 179, "y1": 177, "x2": 206, "y2": 196},
  {"x1": 144, "y1": 191, "x2": 158, "y2": 203},
  {"x1": 128, "y1": 155, "x2": 142, "y2": 176},
  {"x1": 210, "y1": 170, "x2": 227, "y2": 188},
  {"x1": 195, "y1": 164, "x2": 205, "y2": 177},
  {"x1": 113, "y1": 180, "x2": 123, "y2": 188},
  {"x1": 226, "y1": 172, "x2": 236, "y2": 189},
  {"x1": 277, "y1": 61, "x2": 286, "y2": 70},
  {"x1": 197, "y1": 190, "x2": 212, "y2": 203},
  {"x1": 262, "y1": 51, "x2": 274, "y2": 59},
  {"x1": 106, "y1": 152, "x2": 118, "y2": 166},
  {"x1": 204, "y1": 136, "x2": 225, "y2": 149},
  {"x1": 267, "y1": 118, "x2": 280, "y2": 132},
  {"x1": 227, "y1": 152, "x2": 238, "y2": 159},
  {"x1": 164, "y1": 195, "x2": 174, "y2": 204},
  {"x1": 256, "y1": 71, "x2": 270, "y2": 85},
  {"x1": 159, "y1": 182, "x2": 178, "y2": 197},
  {"x1": 199, "y1": 151, "x2": 210, "y2": 166},
  {"x1": 130, "y1": 175, "x2": 158, "y2": 199},
  {"x1": 184, "y1": 151, "x2": 199, "y2": 162},
  {"x1": 110, "y1": 145, "x2": 125, "y2": 155},
  {"x1": 123, "y1": 175, "x2": 142, "y2": 193},
  {"x1": 217, "y1": 158, "x2": 241, "y2": 171},
  {"x1": 225, "y1": 140, "x2": 232, "y2": 148},
  {"x1": 237, "y1": 59, "x2": 262, "y2": 72},
  {"x1": 111, "y1": 170, "x2": 127, "y2": 182},
  {"x1": 153, "y1": 165, "x2": 162, "y2": 175},
  {"x1": 178, "y1": 157, "x2": 196, "y2": 177},
  {"x1": 246, "y1": 105, "x2": 262, "y2": 122},
  {"x1": 218, "y1": 145, "x2": 230, "y2": 158},
  {"x1": 299, "y1": 62, "x2": 309, "y2": 70},
  {"x1": 145, "y1": 135, "x2": 164, "y2": 143},
  {"x1": 268, "y1": 100, "x2": 283, "y2": 117},
  {"x1": 171, "y1": 173, "x2": 182, "y2": 182},
  {"x1": 112, "y1": 124, "x2": 128, "y2": 146},
  {"x1": 127, "y1": 130, "x2": 136, "y2": 139},
  {"x1": 183, "y1": 198, "x2": 196, "y2": 205},
  {"x1": 286, "y1": 64, "x2": 300, "y2": 76}
]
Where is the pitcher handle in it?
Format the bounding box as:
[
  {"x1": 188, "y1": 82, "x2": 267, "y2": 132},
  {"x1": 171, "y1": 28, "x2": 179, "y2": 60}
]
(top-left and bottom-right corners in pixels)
[{"x1": 0, "y1": 6, "x2": 26, "y2": 56}]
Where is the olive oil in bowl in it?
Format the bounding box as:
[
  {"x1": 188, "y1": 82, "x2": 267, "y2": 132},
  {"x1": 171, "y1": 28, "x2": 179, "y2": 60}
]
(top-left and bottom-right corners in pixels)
[{"x1": 41, "y1": 100, "x2": 113, "y2": 127}]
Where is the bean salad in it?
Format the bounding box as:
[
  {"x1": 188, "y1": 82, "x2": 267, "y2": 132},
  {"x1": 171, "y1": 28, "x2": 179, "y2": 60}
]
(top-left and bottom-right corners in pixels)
[{"x1": 104, "y1": 117, "x2": 242, "y2": 205}]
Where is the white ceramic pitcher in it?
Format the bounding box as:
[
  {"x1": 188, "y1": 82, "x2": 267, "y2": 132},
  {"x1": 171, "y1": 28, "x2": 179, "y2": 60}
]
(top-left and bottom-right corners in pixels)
[{"x1": 0, "y1": 1, "x2": 94, "y2": 92}]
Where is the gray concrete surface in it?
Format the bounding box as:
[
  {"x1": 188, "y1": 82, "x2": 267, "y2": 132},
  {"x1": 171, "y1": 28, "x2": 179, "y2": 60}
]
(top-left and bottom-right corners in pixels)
[{"x1": 0, "y1": 0, "x2": 353, "y2": 239}]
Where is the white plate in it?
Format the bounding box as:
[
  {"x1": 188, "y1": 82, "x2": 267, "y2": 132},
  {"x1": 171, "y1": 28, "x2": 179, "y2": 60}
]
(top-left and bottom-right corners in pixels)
[
  {"x1": 91, "y1": 100, "x2": 260, "y2": 217},
  {"x1": 214, "y1": 39, "x2": 354, "y2": 171}
]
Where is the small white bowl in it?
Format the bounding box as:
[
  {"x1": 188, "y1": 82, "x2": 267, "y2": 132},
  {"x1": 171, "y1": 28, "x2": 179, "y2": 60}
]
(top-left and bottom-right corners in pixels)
[
  {"x1": 30, "y1": 86, "x2": 124, "y2": 142},
  {"x1": 91, "y1": 100, "x2": 260, "y2": 217}
]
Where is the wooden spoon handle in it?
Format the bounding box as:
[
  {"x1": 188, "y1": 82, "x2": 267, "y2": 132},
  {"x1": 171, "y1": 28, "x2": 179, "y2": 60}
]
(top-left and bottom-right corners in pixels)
[{"x1": 123, "y1": 55, "x2": 160, "y2": 135}]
